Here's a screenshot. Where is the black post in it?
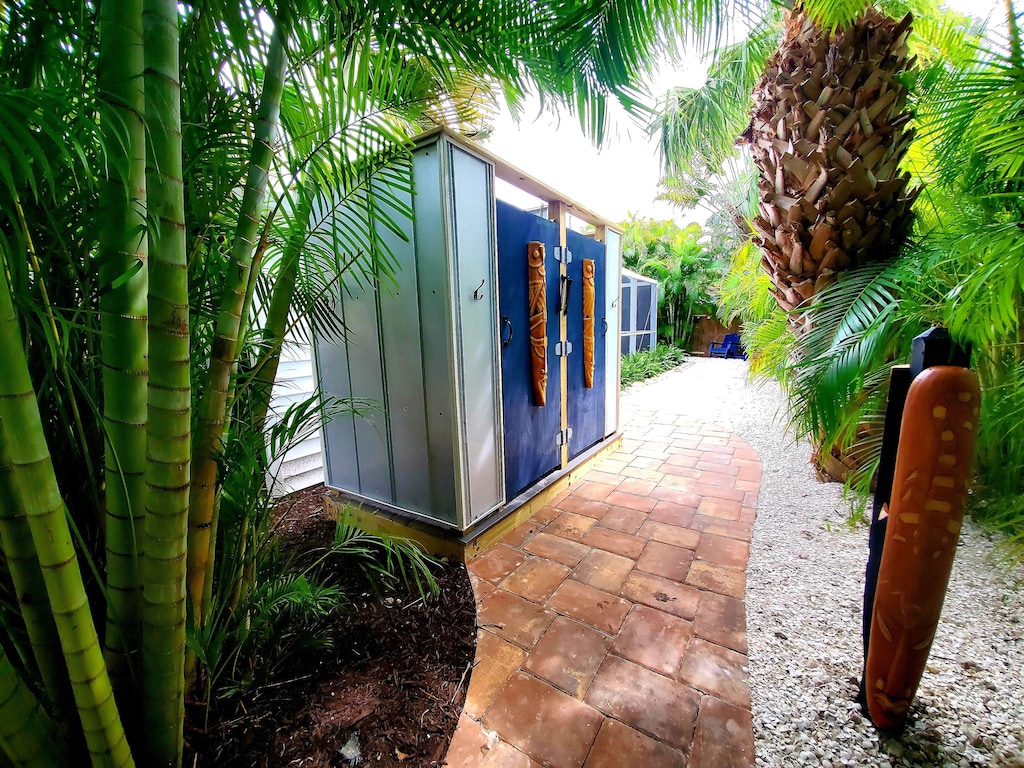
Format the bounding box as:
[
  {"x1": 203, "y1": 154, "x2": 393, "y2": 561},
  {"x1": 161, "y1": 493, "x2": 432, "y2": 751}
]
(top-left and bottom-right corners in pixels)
[{"x1": 858, "y1": 327, "x2": 971, "y2": 710}]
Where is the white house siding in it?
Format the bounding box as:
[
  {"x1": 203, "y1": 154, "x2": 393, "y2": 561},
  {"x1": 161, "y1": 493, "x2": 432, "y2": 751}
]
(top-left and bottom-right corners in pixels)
[{"x1": 266, "y1": 334, "x2": 324, "y2": 496}]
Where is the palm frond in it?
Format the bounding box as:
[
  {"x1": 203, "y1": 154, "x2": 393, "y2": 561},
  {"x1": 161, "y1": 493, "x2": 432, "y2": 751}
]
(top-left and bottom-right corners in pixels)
[{"x1": 655, "y1": 15, "x2": 781, "y2": 179}]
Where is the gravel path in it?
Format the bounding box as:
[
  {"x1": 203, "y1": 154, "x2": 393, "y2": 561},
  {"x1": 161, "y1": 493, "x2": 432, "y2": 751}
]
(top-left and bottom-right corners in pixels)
[{"x1": 621, "y1": 357, "x2": 1024, "y2": 768}]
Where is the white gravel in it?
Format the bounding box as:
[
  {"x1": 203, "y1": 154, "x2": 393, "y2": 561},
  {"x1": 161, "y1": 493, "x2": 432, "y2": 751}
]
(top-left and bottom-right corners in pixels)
[{"x1": 621, "y1": 357, "x2": 1024, "y2": 768}]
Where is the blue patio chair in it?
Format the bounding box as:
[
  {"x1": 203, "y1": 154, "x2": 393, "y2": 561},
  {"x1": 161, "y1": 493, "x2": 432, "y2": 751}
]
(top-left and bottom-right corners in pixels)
[{"x1": 709, "y1": 333, "x2": 747, "y2": 359}]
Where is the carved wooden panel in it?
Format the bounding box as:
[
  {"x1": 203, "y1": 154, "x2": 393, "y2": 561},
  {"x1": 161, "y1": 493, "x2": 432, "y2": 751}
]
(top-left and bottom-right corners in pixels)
[
  {"x1": 866, "y1": 365, "x2": 980, "y2": 731},
  {"x1": 528, "y1": 242, "x2": 547, "y2": 406},
  {"x1": 582, "y1": 258, "x2": 595, "y2": 388}
]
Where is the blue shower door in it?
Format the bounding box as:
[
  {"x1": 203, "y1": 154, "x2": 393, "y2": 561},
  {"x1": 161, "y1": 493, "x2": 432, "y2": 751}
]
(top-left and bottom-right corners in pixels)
[
  {"x1": 496, "y1": 201, "x2": 562, "y2": 498},
  {"x1": 566, "y1": 230, "x2": 606, "y2": 460}
]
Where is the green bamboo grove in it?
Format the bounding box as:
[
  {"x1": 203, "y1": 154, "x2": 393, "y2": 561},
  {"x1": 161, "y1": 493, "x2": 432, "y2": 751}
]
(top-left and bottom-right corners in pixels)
[{"x1": 0, "y1": 0, "x2": 711, "y2": 764}]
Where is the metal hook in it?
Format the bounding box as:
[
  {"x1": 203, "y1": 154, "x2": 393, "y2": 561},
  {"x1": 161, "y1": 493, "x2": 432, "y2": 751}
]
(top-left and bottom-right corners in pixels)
[{"x1": 473, "y1": 278, "x2": 485, "y2": 300}]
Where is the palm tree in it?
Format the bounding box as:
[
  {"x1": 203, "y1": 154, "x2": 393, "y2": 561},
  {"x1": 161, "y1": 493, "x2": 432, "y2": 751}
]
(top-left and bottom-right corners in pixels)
[
  {"x1": 740, "y1": 7, "x2": 919, "y2": 319},
  {"x1": 656, "y1": 0, "x2": 978, "y2": 319}
]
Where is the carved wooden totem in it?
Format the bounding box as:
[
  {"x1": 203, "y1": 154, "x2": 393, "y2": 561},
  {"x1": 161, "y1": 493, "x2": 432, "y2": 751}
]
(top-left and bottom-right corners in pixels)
[
  {"x1": 866, "y1": 365, "x2": 980, "y2": 730},
  {"x1": 582, "y1": 258, "x2": 596, "y2": 388},
  {"x1": 528, "y1": 242, "x2": 547, "y2": 406}
]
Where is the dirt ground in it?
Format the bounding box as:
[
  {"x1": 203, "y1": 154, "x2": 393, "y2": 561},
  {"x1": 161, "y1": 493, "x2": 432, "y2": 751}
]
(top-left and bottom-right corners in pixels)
[{"x1": 186, "y1": 484, "x2": 477, "y2": 767}]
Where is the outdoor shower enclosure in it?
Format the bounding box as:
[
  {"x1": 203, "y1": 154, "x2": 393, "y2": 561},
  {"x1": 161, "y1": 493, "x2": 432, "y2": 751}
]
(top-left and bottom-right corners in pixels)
[
  {"x1": 620, "y1": 268, "x2": 658, "y2": 355},
  {"x1": 314, "y1": 129, "x2": 622, "y2": 533}
]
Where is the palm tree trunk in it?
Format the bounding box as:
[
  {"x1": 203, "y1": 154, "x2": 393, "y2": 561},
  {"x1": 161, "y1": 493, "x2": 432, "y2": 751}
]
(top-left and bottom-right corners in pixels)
[
  {"x1": 0, "y1": 644, "x2": 65, "y2": 766},
  {"x1": 98, "y1": 0, "x2": 149, "y2": 697},
  {"x1": 0, "y1": 261, "x2": 135, "y2": 768},
  {"x1": 187, "y1": 5, "x2": 292, "y2": 625},
  {"x1": 141, "y1": 0, "x2": 189, "y2": 764},
  {"x1": 248, "y1": 194, "x2": 313, "y2": 434},
  {"x1": 1007, "y1": 0, "x2": 1021, "y2": 71}
]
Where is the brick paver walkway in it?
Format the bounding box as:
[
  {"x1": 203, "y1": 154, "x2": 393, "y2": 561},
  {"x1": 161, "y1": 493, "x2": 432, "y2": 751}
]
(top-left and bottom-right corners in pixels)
[{"x1": 444, "y1": 410, "x2": 761, "y2": 768}]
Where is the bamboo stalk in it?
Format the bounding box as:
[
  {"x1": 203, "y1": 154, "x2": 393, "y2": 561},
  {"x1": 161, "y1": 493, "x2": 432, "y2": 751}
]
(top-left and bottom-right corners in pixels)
[
  {"x1": 0, "y1": 435, "x2": 71, "y2": 721},
  {"x1": 0, "y1": 644, "x2": 65, "y2": 766},
  {"x1": 0, "y1": 256, "x2": 135, "y2": 768},
  {"x1": 187, "y1": 5, "x2": 293, "y2": 625},
  {"x1": 97, "y1": 0, "x2": 149, "y2": 699},
  {"x1": 141, "y1": 0, "x2": 190, "y2": 764}
]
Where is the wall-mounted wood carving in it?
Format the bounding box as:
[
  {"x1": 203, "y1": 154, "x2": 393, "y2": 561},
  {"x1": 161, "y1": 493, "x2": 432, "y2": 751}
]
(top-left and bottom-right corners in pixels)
[
  {"x1": 865, "y1": 365, "x2": 980, "y2": 731},
  {"x1": 582, "y1": 258, "x2": 595, "y2": 388},
  {"x1": 528, "y1": 242, "x2": 547, "y2": 406}
]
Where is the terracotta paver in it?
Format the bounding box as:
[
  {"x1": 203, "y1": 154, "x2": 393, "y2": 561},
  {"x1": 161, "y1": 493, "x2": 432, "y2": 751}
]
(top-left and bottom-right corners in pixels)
[
  {"x1": 581, "y1": 527, "x2": 646, "y2": 559},
  {"x1": 571, "y1": 549, "x2": 634, "y2": 593},
  {"x1": 638, "y1": 520, "x2": 701, "y2": 550},
  {"x1": 469, "y1": 545, "x2": 526, "y2": 584},
  {"x1": 635, "y1": 540, "x2": 695, "y2": 583},
  {"x1": 500, "y1": 557, "x2": 570, "y2": 604},
  {"x1": 446, "y1": 416, "x2": 762, "y2": 767},
  {"x1": 523, "y1": 616, "x2": 610, "y2": 698},
  {"x1": 547, "y1": 580, "x2": 631, "y2": 635},
  {"x1": 693, "y1": 591, "x2": 748, "y2": 654},
  {"x1": 686, "y1": 559, "x2": 746, "y2": 598},
  {"x1": 620, "y1": 570, "x2": 701, "y2": 620},
  {"x1": 584, "y1": 655, "x2": 700, "y2": 750},
  {"x1": 583, "y1": 718, "x2": 686, "y2": 768},
  {"x1": 689, "y1": 695, "x2": 755, "y2": 768},
  {"x1": 677, "y1": 638, "x2": 751, "y2": 709},
  {"x1": 523, "y1": 532, "x2": 590, "y2": 567},
  {"x1": 696, "y1": 533, "x2": 750, "y2": 569},
  {"x1": 611, "y1": 604, "x2": 693, "y2": 677},
  {"x1": 482, "y1": 671, "x2": 603, "y2": 768},
  {"x1": 597, "y1": 505, "x2": 647, "y2": 534},
  {"x1": 546, "y1": 511, "x2": 599, "y2": 542},
  {"x1": 463, "y1": 630, "x2": 526, "y2": 719},
  {"x1": 477, "y1": 589, "x2": 555, "y2": 650},
  {"x1": 480, "y1": 741, "x2": 544, "y2": 768},
  {"x1": 648, "y1": 501, "x2": 696, "y2": 528}
]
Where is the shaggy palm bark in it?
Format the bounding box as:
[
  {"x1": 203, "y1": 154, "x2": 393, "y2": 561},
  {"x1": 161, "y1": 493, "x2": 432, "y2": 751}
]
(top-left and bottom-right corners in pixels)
[{"x1": 740, "y1": 8, "x2": 920, "y2": 322}]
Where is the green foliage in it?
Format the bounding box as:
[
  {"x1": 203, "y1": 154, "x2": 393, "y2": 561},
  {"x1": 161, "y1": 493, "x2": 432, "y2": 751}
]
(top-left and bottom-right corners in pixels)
[
  {"x1": 621, "y1": 218, "x2": 727, "y2": 347},
  {"x1": 620, "y1": 345, "x2": 689, "y2": 388},
  {"x1": 656, "y1": 0, "x2": 1024, "y2": 561},
  {"x1": 0, "y1": 0, "x2": 723, "y2": 763}
]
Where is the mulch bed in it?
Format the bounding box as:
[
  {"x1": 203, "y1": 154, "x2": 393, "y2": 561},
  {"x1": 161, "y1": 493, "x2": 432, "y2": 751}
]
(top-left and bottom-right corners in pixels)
[{"x1": 187, "y1": 484, "x2": 478, "y2": 767}]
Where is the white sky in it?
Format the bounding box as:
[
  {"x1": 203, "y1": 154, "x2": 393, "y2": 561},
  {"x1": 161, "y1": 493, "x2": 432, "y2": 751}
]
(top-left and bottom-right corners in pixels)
[
  {"x1": 482, "y1": 0, "x2": 1004, "y2": 229},
  {"x1": 484, "y1": 53, "x2": 708, "y2": 228}
]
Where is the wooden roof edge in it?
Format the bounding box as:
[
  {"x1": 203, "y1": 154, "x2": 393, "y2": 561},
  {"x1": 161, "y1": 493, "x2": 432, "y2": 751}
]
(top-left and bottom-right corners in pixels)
[{"x1": 413, "y1": 127, "x2": 624, "y2": 234}]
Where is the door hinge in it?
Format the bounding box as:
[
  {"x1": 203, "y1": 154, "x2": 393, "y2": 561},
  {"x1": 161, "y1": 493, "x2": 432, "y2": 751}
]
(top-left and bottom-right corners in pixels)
[
  {"x1": 554, "y1": 246, "x2": 573, "y2": 264},
  {"x1": 554, "y1": 341, "x2": 573, "y2": 357},
  {"x1": 555, "y1": 427, "x2": 574, "y2": 446}
]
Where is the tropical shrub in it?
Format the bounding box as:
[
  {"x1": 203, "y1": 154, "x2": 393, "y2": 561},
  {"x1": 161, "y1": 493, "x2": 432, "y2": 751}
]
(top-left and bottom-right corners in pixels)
[
  {"x1": 621, "y1": 345, "x2": 690, "y2": 388},
  {"x1": 656, "y1": 0, "x2": 1024, "y2": 557},
  {"x1": 621, "y1": 218, "x2": 728, "y2": 347}
]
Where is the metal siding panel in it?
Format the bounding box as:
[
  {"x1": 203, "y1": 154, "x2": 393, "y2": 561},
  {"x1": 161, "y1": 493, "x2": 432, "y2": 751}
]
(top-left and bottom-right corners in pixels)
[
  {"x1": 344, "y1": 273, "x2": 393, "y2": 503},
  {"x1": 374, "y1": 177, "x2": 434, "y2": 515},
  {"x1": 496, "y1": 200, "x2": 562, "y2": 497},
  {"x1": 621, "y1": 276, "x2": 634, "y2": 333},
  {"x1": 314, "y1": 301, "x2": 360, "y2": 492},
  {"x1": 412, "y1": 143, "x2": 459, "y2": 525},
  {"x1": 603, "y1": 230, "x2": 621, "y2": 434},
  {"x1": 566, "y1": 230, "x2": 606, "y2": 458},
  {"x1": 448, "y1": 144, "x2": 503, "y2": 523}
]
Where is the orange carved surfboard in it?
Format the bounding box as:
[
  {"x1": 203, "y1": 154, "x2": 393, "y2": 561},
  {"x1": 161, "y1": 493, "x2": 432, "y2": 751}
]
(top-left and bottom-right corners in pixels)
[
  {"x1": 528, "y1": 242, "x2": 548, "y2": 406},
  {"x1": 582, "y1": 258, "x2": 595, "y2": 388},
  {"x1": 866, "y1": 365, "x2": 980, "y2": 730}
]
